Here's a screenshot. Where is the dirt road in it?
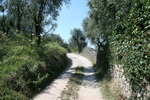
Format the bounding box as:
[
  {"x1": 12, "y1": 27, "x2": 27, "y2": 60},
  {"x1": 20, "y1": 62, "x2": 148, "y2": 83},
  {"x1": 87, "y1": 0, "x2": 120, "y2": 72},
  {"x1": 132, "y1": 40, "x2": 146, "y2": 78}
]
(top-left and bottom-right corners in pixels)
[{"x1": 33, "y1": 53, "x2": 103, "y2": 100}]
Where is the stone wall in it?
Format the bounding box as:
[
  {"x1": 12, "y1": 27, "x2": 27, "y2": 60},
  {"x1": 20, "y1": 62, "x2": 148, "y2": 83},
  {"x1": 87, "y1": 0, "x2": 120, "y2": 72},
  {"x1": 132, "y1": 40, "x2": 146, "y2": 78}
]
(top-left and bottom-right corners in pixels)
[
  {"x1": 81, "y1": 47, "x2": 97, "y2": 63},
  {"x1": 110, "y1": 64, "x2": 131, "y2": 99},
  {"x1": 111, "y1": 64, "x2": 150, "y2": 99},
  {"x1": 81, "y1": 47, "x2": 150, "y2": 99},
  {"x1": 81, "y1": 47, "x2": 132, "y2": 99}
]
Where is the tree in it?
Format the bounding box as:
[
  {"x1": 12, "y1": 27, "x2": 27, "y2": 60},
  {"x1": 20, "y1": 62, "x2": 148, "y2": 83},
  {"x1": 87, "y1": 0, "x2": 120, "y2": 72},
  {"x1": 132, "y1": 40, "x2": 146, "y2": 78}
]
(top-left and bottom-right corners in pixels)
[
  {"x1": 82, "y1": 0, "x2": 112, "y2": 71},
  {"x1": 0, "y1": 0, "x2": 70, "y2": 45},
  {"x1": 28, "y1": 0, "x2": 70, "y2": 46},
  {"x1": 69, "y1": 28, "x2": 87, "y2": 52},
  {"x1": 83, "y1": 0, "x2": 132, "y2": 48},
  {"x1": 0, "y1": 0, "x2": 9, "y2": 34},
  {"x1": 83, "y1": 0, "x2": 132, "y2": 73},
  {"x1": 86, "y1": 0, "x2": 131, "y2": 98},
  {"x1": 6, "y1": 0, "x2": 27, "y2": 31},
  {"x1": 84, "y1": 0, "x2": 150, "y2": 99},
  {"x1": 84, "y1": 0, "x2": 116, "y2": 44}
]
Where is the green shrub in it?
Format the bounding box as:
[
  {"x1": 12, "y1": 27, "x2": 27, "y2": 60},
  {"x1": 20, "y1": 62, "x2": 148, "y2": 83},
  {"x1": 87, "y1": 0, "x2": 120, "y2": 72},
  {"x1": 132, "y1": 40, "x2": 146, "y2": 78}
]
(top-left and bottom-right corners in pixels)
[
  {"x1": 0, "y1": 34, "x2": 68, "y2": 99},
  {"x1": 0, "y1": 88, "x2": 28, "y2": 100}
]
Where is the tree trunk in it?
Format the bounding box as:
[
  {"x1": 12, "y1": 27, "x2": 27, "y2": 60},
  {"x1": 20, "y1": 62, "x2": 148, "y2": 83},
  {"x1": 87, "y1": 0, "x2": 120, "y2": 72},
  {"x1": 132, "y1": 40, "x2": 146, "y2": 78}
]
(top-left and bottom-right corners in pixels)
[
  {"x1": 34, "y1": 9, "x2": 43, "y2": 46},
  {"x1": 2, "y1": 14, "x2": 10, "y2": 35},
  {"x1": 17, "y1": 16, "x2": 21, "y2": 31},
  {"x1": 34, "y1": 0, "x2": 46, "y2": 46},
  {"x1": 2, "y1": 14, "x2": 6, "y2": 33},
  {"x1": 96, "y1": 45, "x2": 101, "y2": 68},
  {"x1": 17, "y1": 6, "x2": 21, "y2": 31},
  {"x1": 35, "y1": 22, "x2": 41, "y2": 46}
]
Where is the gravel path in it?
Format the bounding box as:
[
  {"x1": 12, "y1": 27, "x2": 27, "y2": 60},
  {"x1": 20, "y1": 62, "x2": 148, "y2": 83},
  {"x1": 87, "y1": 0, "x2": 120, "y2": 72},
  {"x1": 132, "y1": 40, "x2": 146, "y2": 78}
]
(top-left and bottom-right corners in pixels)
[
  {"x1": 78, "y1": 55, "x2": 103, "y2": 100},
  {"x1": 33, "y1": 53, "x2": 103, "y2": 100}
]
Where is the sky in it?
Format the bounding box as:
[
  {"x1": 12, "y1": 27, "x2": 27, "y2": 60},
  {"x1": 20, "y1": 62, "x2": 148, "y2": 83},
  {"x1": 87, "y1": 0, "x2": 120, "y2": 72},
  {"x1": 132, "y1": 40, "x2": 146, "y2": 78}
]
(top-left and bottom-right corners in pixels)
[{"x1": 54, "y1": 0, "x2": 89, "y2": 43}]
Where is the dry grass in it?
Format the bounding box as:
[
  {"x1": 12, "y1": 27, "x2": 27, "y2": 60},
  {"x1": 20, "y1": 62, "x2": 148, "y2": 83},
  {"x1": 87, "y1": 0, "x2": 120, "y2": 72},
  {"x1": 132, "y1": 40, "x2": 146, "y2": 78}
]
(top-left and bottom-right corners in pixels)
[
  {"x1": 99, "y1": 80, "x2": 115, "y2": 100},
  {"x1": 110, "y1": 79, "x2": 126, "y2": 100},
  {"x1": 59, "y1": 66, "x2": 84, "y2": 100}
]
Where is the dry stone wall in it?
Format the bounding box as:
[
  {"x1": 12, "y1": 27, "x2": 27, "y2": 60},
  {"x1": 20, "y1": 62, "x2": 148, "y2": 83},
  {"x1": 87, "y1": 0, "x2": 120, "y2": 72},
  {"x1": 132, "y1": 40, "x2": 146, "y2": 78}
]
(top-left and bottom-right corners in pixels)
[
  {"x1": 111, "y1": 64, "x2": 132, "y2": 99},
  {"x1": 81, "y1": 47, "x2": 132, "y2": 99},
  {"x1": 81, "y1": 47, "x2": 97, "y2": 63}
]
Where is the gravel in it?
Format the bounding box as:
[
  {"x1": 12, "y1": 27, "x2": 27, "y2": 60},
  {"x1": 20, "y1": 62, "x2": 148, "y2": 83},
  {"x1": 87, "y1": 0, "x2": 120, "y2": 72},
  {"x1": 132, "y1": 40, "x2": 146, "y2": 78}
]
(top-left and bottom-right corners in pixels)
[{"x1": 33, "y1": 53, "x2": 103, "y2": 100}]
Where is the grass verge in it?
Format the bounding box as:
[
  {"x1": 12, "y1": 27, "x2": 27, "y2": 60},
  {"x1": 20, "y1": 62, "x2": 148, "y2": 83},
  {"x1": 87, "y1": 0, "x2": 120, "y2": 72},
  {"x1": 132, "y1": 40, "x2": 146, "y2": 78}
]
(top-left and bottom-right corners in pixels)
[
  {"x1": 94, "y1": 64, "x2": 115, "y2": 100},
  {"x1": 59, "y1": 66, "x2": 84, "y2": 100},
  {"x1": 100, "y1": 80, "x2": 116, "y2": 100}
]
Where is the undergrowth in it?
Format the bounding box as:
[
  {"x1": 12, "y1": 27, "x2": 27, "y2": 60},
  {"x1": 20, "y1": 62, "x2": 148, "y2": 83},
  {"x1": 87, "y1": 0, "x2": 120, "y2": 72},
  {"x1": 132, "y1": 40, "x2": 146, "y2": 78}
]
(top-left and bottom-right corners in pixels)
[
  {"x1": 100, "y1": 80, "x2": 116, "y2": 100},
  {"x1": 0, "y1": 33, "x2": 68, "y2": 99}
]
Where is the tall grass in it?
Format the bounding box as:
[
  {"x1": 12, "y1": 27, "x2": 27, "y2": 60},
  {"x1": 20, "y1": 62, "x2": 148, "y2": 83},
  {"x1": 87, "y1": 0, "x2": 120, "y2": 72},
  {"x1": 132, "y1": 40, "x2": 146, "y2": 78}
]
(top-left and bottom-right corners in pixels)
[{"x1": 0, "y1": 32, "x2": 68, "y2": 99}]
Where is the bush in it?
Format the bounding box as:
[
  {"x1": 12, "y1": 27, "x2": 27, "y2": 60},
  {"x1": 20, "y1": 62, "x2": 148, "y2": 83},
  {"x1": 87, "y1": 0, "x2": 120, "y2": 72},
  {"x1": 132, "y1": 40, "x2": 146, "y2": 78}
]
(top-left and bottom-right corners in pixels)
[{"x1": 0, "y1": 34, "x2": 68, "y2": 99}]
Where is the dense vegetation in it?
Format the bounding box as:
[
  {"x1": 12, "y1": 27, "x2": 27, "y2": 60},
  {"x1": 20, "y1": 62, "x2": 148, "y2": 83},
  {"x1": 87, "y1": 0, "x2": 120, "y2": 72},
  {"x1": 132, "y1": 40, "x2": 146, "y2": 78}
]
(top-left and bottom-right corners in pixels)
[
  {"x1": 0, "y1": 0, "x2": 149, "y2": 99},
  {"x1": 83, "y1": 0, "x2": 149, "y2": 99},
  {"x1": 0, "y1": 32, "x2": 68, "y2": 99},
  {"x1": 110, "y1": 1, "x2": 150, "y2": 99},
  {"x1": 0, "y1": 0, "x2": 70, "y2": 99}
]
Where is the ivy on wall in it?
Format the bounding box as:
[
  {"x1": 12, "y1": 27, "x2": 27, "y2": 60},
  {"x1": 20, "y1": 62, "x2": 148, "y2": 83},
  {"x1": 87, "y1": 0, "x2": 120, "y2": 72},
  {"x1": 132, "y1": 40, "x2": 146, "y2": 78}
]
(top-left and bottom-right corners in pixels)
[{"x1": 110, "y1": 0, "x2": 150, "y2": 99}]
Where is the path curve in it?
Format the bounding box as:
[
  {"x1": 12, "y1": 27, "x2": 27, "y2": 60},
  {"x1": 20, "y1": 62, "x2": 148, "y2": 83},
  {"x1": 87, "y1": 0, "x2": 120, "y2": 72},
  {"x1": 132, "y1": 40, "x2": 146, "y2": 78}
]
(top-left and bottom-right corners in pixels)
[{"x1": 33, "y1": 53, "x2": 103, "y2": 100}]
